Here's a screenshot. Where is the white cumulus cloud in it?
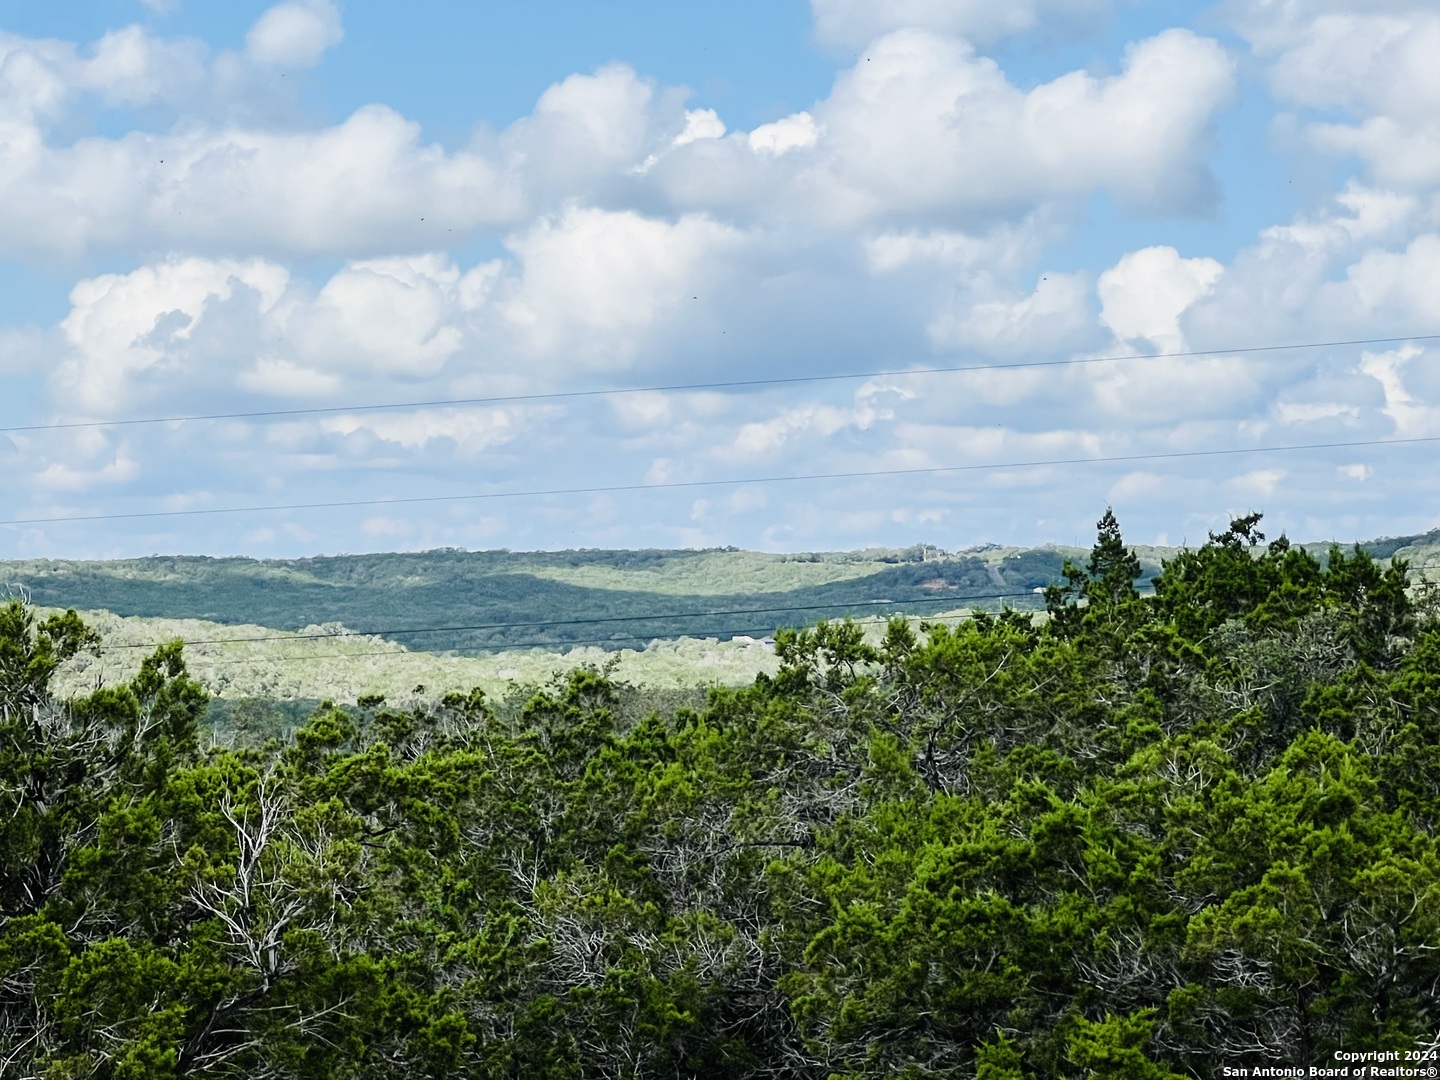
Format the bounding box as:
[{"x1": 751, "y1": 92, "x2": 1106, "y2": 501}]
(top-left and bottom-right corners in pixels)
[
  {"x1": 279, "y1": 254, "x2": 491, "y2": 379},
  {"x1": 320, "y1": 406, "x2": 550, "y2": 458},
  {"x1": 814, "y1": 28, "x2": 1230, "y2": 219},
  {"x1": 652, "y1": 27, "x2": 1234, "y2": 225},
  {"x1": 1233, "y1": 1, "x2": 1440, "y2": 188},
  {"x1": 674, "y1": 108, "x2": 725, "y2": 148},
  {"x1": 9, "y1": 1, "x2": 1440, "y2": 556},
  {"x1": 1098, "y1": 246, "x2": 1224, "y2": 350},
  {"x1": 930, "y1": 272, "x2": 1093, "y2": 353},
  {"x1": 724, "y1": 402, "x2": 890, "y2": 460},
  {"x1": 55, "y1": 257, "x2": 288, "y2": 413},
  {"x1": 245, "y1": 0, "x2": 343, "y2": 67},
  {"x1": 497, "y1": 207, "x2": 744, "y2": 365},
  {"x1": 747, "y1": 112, "x2": 819, "y2": 155}
]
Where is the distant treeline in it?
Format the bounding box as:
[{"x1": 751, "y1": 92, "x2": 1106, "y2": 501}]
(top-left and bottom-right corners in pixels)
[
  {"x1": 8, "y1": 532, "x2": 1433, "y2": 657},
  {"x1": 3, "y1": 511, "x2": 1438, "y2": 1077},
  {"x1": 2, "y1": 546, "x2": 1089, "y2": 653}
]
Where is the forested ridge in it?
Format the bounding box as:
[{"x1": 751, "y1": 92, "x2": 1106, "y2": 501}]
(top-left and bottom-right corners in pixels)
[
  {"x1": 8, "y1": 531, "x2": 1437, "y2": 655},
  {"x1": 3, "y1": 511, "x2": 1440, "y2": 1078},
  {"x1": 0, "y1": 544, "x2": 1158, "y2": 653}
]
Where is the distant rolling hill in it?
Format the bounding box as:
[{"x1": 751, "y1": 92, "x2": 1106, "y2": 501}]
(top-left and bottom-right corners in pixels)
[
  {"x1": 5, "y1": 527, "x2": 1439, "y2": 655},
  {"x1": 3, "y1": 545, "x2": 1073, "y2": 653}
]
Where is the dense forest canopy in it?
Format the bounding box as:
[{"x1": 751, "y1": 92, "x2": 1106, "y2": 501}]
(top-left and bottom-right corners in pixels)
[
  {"x1": 2, "y1": 545, "x2": 1084, "y2": 653},
  {"x1": 2, "y1": 511, "x2": 1439, "y2": 1078},
  {"x1": 7, "y1": 530, "x2": 1437, "y2": 656}
]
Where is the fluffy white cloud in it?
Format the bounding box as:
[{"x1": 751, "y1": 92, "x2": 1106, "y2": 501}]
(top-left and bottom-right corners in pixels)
[
  {"x1": 890, "y1": 422, "x2": 1105, "y2": 465},
  {"x1": 1227, "y1": 467, "x2": 1286, "y2": 499},
  {"x1": 0, "y1": 35, "x2": 679, "y2": 260},
  {"x1": 278, "y1": 254, "x2": 494, "y2": 378},
  {"x1": 514, "y1": 63, "x2": 660, "y2": 182},
  {"x1": 1233, "y1": 1, "x2": 1440, "y2": 187},
  {"x1": 0, "y1": 12, "x2": 1236, "y2": 264},
  {"x1": 747, "y1": 112, "x2": 819, "y2": 155},
  {"x1": 722, "y1": 401, "x2": 890, "y2": 460},
  {"x1": 496, "y1": 207, "x2": 744, "y2": 365},
  {"x1": 1184, "y1": 184, "x2": 1426, "y2": 344},
  {"x1": 245, "y1": 0, "x2": 342, "y2": 67},
  {"x1": 1273, "y1": 400, "x2": 1359, "y2": 425},
  {"x1": 864, "y1": 218, "x2": 1052, "y2": 274},
  {"x1": 0, "y1": 11, "x2": 502, "y2": 258},
  {"x1": 1098, "y1": 246, "x2": 1224, "y2": 349},
  {"x1": 12, "y1": 1, "x2": 1440, "y2": 557},
  {"x1": 1088, "y1": 355, "x2": 1262, "y2": 422},
  {"x1": 319, "y1": 406, "x2": 553, "y2": 458},
  {"x1": 14, "y1": 423, "x2": 142, "y2": 500},
  {"x1": 49, "y1": 251, "x2": 503, "y2": 418},
  {"x1": 631, "y1": 107, "x2": 724, "y2": 174},
  {"x1": 665, "y1": 27, "x2": 1233, "y2": 222},
  {"x1": 236, "y1": 358, "x2": 341, "y2": 398},
  {"x1": 1359, "y1": 345, "x2": 1440, "y2": 437},
  {"x1": 1108, "y1": 470, "x2": 1168, "y2": 505},
  {"x1": 1312, "y1": 120, "x2": 1440, "y2": 190},
  {"x1": 829, "y1": 28, "x2": 1231, "y2": 215},
  {"x1": 0, "y1": 104, "x2": 523, "y2": 260},
  {"x1": 41, "y1": 202, "x2": 753, "y2": 424},
  {"x1": 31, "y1": 450, "x2": 140, "y2": 493},
  {"x1": 0, "y1": 25, "x2": 207, "y2": 120},
  {"x1": 1324, "y1": 233, "x2": 1440, "y2": 324},
  {"x1": 672, "y1": 108, "x2": 725, "y2": 148},
  {"x1": 55, "y1": 257, "x2": 288, "y2": 413},
  {"x1": 930, "y1": 272, "x2": 1093, "y2": 353},
  {"x1": 0, "y1": 1, "x2": 341, "y2": 126}
]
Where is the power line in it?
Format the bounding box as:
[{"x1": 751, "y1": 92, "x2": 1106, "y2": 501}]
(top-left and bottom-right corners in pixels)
[
  {"x1": 5, "y1": 332, "x2": 1436, "y2": 437},
  {"x1": 6, "y1": 432, "x2": 1438, "y2": 529},
  {"x1": 100, "y1": 588, "x2": 1049, "y2": 651}
]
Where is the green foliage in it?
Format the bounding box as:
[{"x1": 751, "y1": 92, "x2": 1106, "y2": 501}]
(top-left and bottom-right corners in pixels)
[
  {"x1": 4, "y1": 511, "x2": 1440, "y2": 1077},
  {"x1": 1, "y1": 545, "x2": 1067, "y2": 654},
  {"x1": 1065, "y1": 1011, "x2": 1184, "y2": 1079},
  {"x1": 0, "y1": 600, "x2": 99, "y2": 708}
]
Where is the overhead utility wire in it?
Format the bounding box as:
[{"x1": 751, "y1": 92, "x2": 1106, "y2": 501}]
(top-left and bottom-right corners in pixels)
[
  {"x1": 6, "y1": 432, "x2": 1439, "y2": 529},
  {"x1": 102, "y1": 588, "x2": 1048, "y2": 652},
  {"x1": 4, "y1": 332, "x2": 1436, "y2": 437}
]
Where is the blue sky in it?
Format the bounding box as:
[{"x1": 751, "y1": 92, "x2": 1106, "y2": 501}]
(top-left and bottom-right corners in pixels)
[{"x1": 1, "y1": 0, "x2": 1438, "y2": 559}]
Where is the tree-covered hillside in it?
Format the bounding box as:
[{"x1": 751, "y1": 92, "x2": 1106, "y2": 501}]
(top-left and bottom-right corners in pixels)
[
  {"x1": 9, "y1": 530, "x2": 1438, "y2": 657},
  {"x1": 50, "y1": 607, "x2": 789, "y2": 710},
  {"x1": 3, "y1": 511, "x2": 1438, "y2": 1077},
  {"x1": 0, "y1": 545, "x2": 1100, "y2": 653}
]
